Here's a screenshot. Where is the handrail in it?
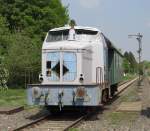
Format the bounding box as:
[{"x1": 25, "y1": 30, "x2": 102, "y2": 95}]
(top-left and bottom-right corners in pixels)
[{"x1": 96, "y1": 67, "x2": 103, "y2": 88}]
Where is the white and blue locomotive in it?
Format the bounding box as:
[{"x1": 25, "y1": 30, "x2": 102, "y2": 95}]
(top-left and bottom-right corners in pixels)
[{"x1": 27, "y1": 26, "x2": 123, "y2": 111}]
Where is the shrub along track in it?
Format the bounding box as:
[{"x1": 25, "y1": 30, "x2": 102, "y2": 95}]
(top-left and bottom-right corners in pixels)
[{"x1": 13, "y1": 78, "x2": 137, "y2": 131}]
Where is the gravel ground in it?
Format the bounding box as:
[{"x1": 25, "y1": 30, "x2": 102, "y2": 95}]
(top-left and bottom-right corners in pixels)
[
  {"x1": 78, "y1": 77, "x2": 150, "y2": 131},
  {"x1": 0, "y1": 107, "x2": 49, "y2": 131}
]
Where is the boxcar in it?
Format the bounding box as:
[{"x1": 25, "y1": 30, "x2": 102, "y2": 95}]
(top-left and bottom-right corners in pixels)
[{"x1": 104, "y1": 36, "x2": 123, "y2": 96}]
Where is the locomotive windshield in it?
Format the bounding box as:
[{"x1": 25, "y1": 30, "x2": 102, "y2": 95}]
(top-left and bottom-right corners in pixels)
[
  {"x1": 46, "y1": 29, "x2": 98, "y2": 42},
  {"x1": 46, "y1": 52, "x2": 77, "y2": 81},
  {"x1": 46, "y1": 29, "x2": 69, "y2": 42}
]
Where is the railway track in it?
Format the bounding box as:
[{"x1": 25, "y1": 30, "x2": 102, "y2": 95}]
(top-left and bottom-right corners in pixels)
[
  {"x1": 13, "y1": 112, "x2": 90, "y2": 131},
  {"x1": 13, "y1": 78, "x2": 137, "y2": 131}
]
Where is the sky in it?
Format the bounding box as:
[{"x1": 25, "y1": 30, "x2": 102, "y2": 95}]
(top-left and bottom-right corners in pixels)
[{"x1": 62, "y1": 0, "x2": 150, "y2": 61}]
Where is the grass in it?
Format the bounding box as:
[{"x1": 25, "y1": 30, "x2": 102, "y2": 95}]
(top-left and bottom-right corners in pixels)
[
  {"x1": 0, "y1": 88, "x2": 27, "y2": 107},
  {"x1": 69, "y1": 128, "x2": 79, "y2": 131},
  {"x1": 123, "y1": 73, "x2": 136, "y2": 81},
  {"x1": 0, "y1": 88, "x2": 44, "y2": 110},
  {"x1": 120, "y1": 87, "x2": 140, "y2": 102},
  {"x1": 106, "y1": 112, "x2": 139, "y2": 125},
  {"x1": 105, "y1": 76, "x2": 140, "y2": 126}
]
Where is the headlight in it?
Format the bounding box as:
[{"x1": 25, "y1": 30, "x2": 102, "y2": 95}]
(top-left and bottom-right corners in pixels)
[
  {"x1": 39, "y1": 73, "x2": 43, "y2": 82},
  {"x1": 79, "y1": 74, "x2": 84, "y2": 83},
  {"x1": 32, "y1": 87, "x2": 41, "y2": 99},
  {"x1": 76, "y1": 86, "x2": 85, "y2": 98}
]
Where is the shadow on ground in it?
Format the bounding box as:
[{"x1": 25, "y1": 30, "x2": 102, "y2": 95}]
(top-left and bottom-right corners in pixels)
[
  {"x1": 25, "y1": 108, "x2": 49, "y2": 120},
  {"x1": 141, "y1": 107, "x2": 150, "y2": 118}
]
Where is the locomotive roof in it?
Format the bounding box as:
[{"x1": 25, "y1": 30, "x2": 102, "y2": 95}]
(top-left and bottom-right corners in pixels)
[
  {"x1": 48, "y1": 26, "x2": 123, "y2": 57},
  {"x1": 103, "y1": 35, "x2": 124, "y2": 57},
  {"x1": 49, "y1": 26, "x2": 100, "y2": 32}
]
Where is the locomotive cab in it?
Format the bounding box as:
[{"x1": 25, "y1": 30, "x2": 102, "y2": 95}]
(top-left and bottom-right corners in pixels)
[{"x1": 41, "y1": 27, "x2": 99, "y2": 85}]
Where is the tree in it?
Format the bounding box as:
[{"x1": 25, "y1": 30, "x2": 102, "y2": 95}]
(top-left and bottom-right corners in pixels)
[
  {"x1": 0, "y1": 0, "x2": 69, "y2": 87},
  {"x1": 128, "y1": 52, "x2": 138, "y2": 73},
  {"x1": 123, "y1": 58, "x2": 130, "y2": 74},
  {"x1": 0, "y1": 15, "x2": 10, "y2": 57},
  {"x1": 124, "y1": 51, "x2": 129, "y2": 59},
  {"x1": 69, "y1": 19, "x2": 76, "y2": 27},
  {"x1": 123, "y1": 51, "x2": 137, "y2": 74},
  {"x1": 0, "y1": 0, "x2": 69, "y2": 39},
  {"x1": 4, "y1": 33, "x2": 41, "y2": 86},
  {"x1": 0, "y1": 15, "x2": 10, "y2": 88}
]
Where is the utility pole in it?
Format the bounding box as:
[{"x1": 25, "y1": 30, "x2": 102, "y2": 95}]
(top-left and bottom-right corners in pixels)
[{"x1": 128, "y1": 33, "x2": 143, "y2": 86}]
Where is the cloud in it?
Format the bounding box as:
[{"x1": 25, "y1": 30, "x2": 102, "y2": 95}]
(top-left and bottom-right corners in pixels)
[{"x1": 78, "y1": 0, "x2": 100, "y2": 9}]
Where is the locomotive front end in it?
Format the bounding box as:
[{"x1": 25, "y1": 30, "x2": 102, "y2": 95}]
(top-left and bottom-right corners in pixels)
[{"x1": 27, "y1": 26, "x2": 103, "y2": 110}]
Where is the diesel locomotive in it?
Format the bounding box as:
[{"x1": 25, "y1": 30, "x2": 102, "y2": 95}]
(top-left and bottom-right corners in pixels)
[{"x1": 27, "y1": 26, "x2": 123, "y2": 112}]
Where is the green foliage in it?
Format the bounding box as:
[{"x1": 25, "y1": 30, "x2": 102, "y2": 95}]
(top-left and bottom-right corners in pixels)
[
  {"x1": 123, "y1": 51, "x2": 138, "y2": 74},
  {"x1": 69, "y1": 19, "x2": 76, "y2": 27},
  {"x1": 142, "y1": 60, "x2": 150, "y2": 69},
  {"x1": 128, "y1": 52, "x2": 138, "y2": 72},
  {"x1": 0, "y1": 15, "x2": 10, "y2": 88},
  {"x1": 69, "y1": 128, "x2": 79, "y2": 131},
  {"x1": 0, "y1": 0, "x2": 69, "y2": 87},
  {"x1": 140, "y1": 60, "x2": 150, "y2": 75},
  {"x1": 0, "y1": 66, "x2": 9, "y2": 89},
  {"x1": 146, "y1": 61, "x2": 150, "y2": 68},
  {"x1": 0, "y1": 0, "x2": 69, "y2": 39},
  {"x1": 123, "y1": 73, "x2": 135, "y2": 81},
  {"x1": 0, "y1": 15, "x2": 10, "y2": 57},
  {"x1": 106, "y1": 112, "x2": 138, "y2": 125},
  {"x1": 123, "y1": 58, "x2": 130, "y2": 74},
  {"x1": 0, "y1": 89, "x2": 26, "y2": 106},
  {"x1": 4, "y1": 33, "x2": 41, "y2": 86}
]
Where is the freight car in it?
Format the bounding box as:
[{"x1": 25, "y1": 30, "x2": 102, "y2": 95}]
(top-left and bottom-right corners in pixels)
[{"x1": 27, "y1": 26, "x2": 123, "y2": 112}]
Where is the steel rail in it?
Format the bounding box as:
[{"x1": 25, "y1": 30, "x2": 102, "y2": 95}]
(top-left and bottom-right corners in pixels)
[
  {"x1": 63, "y1": 114, "x2": 88, "y2": 131},
  {"x1": 13, "y1": 114, "x2": 49, "y2": 131},
  {"x1": 117, "y1": 77, "x2": 138, "y2": 95}
]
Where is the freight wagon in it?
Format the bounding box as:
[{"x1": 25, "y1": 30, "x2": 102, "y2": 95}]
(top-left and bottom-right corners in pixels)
[{"x1": 27, "y1": 25, "x2": 123, "y2": 112}]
